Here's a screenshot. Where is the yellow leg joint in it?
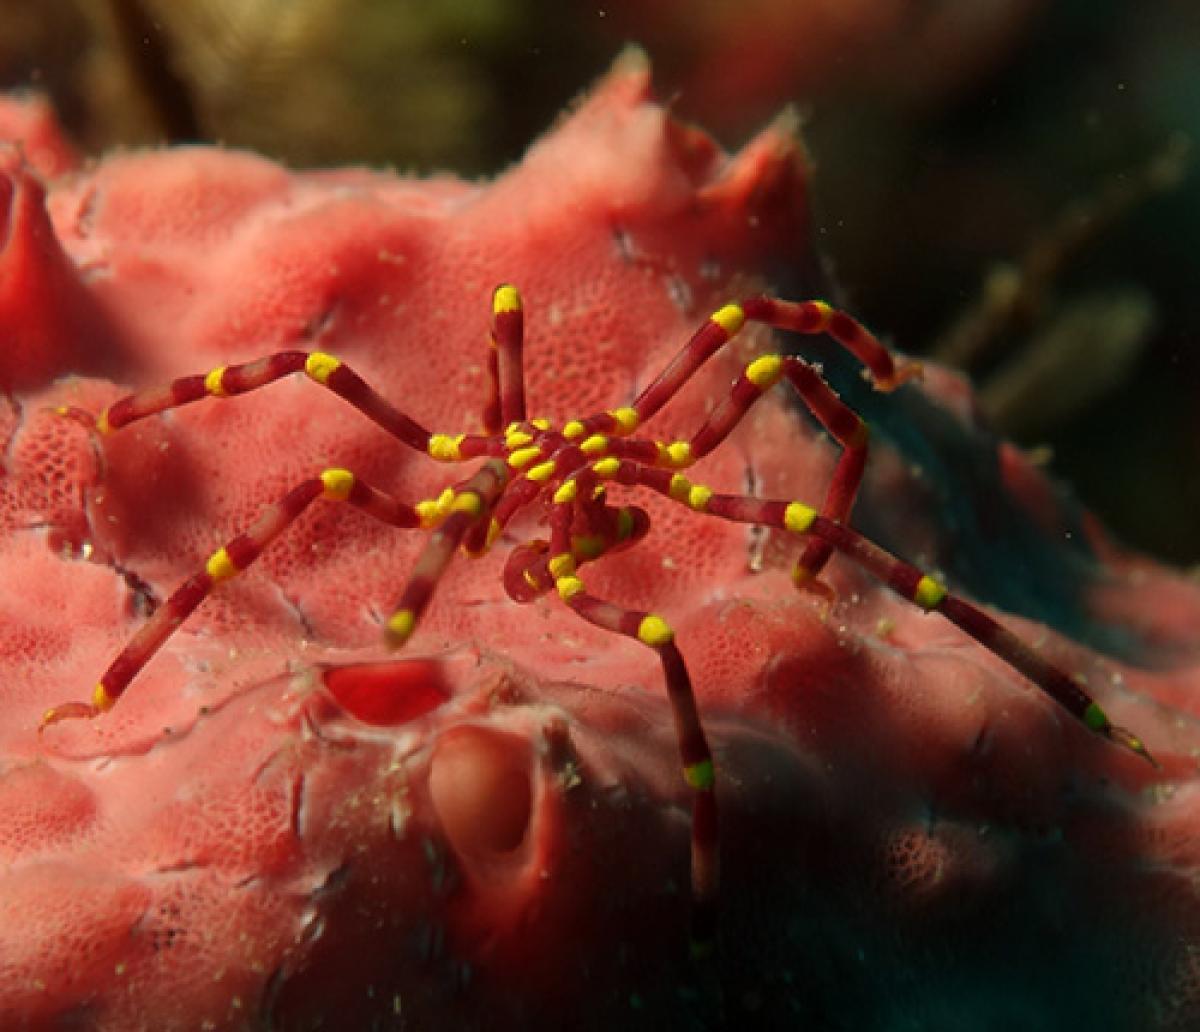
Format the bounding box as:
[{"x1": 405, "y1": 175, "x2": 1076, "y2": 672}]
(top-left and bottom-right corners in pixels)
[
  {"x1": 810, "y1": 300, "x2": 833, "y2": 330},
  {"x1": 556, "y1": 576, "x2": 585, "y2": 601},
  {"x1": 493, "y1": 283, "x2": 522, "y2": 313},
  {"x1": 656, "y1": 440, "x2": 693, "y2": 468},
  {"x1": 387, "y1": 609, "x2": 416, "y2": 644},
  {"x1": 92, "y1": 682, "x2": 115, "y2": 713},
  {"x1": 746, "y1": 354, "x2": 783, "y2": 389},
  {"x1": 784, "y1": 501, "x2": 817, "y2": 534},
  {"x1": 548, "y1": 552, "x2": 577, "y2": 579},
  {"x1": 711, "y1": 302, "x2": 745, "y2": 335},
  {"x1": 608, "y1": 406, "x2": 639, "y2": 435},
  {"x1": 204, "y1": 366, "x2": 229, "y2": 397},
  {"x1": 913, "y1": 575, "x2": 947, "y2": 610},
  {"x1": 526, "y1": 459, "x2": 557, "y2": 483},
  {"x1": 507, "y1": 445, "x2": 542, "y2": 469},
  {"x1": 428, "y1": 433, "x2": 465, "y2": 462},
  {"x1": 451, "y1": 491, "x2": 483, "y2": 517},
  {"x1": 637, "y1": 614, "x2": 674, "y2": 647},
  {"x1": 592, "y1": 457, "x2": 621, "y2": 480},
  {"x1": 205, "y1": 547, "x2": 239, "y2": 583},
  {"x1": 305, "y1": 352, "x2": 342, "y2": 384},
  {"x1": 320, "y1": 468, "x2": 355, "y2": 500},
  {"x1": 669, "y1": 473, "x2": 692, "y2": 502}
]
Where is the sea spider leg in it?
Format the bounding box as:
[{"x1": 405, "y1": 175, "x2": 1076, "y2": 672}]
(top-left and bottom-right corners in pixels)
[
  {"x1": 481, "y1": 284, "x2": 527, "y2": 435},
  {"x1": 383, "y1": 459, "x2": 510, "y2": 647},
  {"x1": 40, "y1": 468, "x2": 427, "y2": 728},
  {"x1": 552, "y1": 563, "x2": 719, "y2": 957},
  {"x1": 668, "y1": 349, "x2": 872, "y2": 598},
  {"x1": 609, "y1": 457, "x2": 1156, "y2": 767},
  {"x1": 545, "y1": 298, "x2": 915, "y2": 592},
  {"x1": 62, "y1": 350, "x2": 451, "y2": 456},
  {"x1": 626, "y1": 298, "x2": 921, "y2": 433}
]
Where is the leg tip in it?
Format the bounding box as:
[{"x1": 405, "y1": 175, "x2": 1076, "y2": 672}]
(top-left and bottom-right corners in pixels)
[{"x1": 39, "y1": 700, "x2": 100, "y2": 734}]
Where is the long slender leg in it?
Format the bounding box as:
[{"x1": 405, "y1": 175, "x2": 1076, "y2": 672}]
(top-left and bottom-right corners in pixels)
[
  {"x1": 492, "y1": 285, "x2": 527, "y2": 429},
  {"x1": 383, "y1": 459, "x2": 510, "y2": 647},
  {"x1": 586, "y1": 457, "x2": 1154, "y2": 765},
  {"x1": 628, "y1": 297, "x2": 920, "y2": 428},
  {"x1": 672, "y1": 351, "x2": 870, "y2": 592},
  {"x1": 64, "y1": 351, "x2": 434, "y2": 456},
  {"x1": 551, "y1": 568, "x2": 719, "y2": 956},
  {"x1": 481, "y1": 284, "x2": 527, "y2": 435},
  {"x1": 40, "y1": 468, "x2": 424, "y2": 728}
]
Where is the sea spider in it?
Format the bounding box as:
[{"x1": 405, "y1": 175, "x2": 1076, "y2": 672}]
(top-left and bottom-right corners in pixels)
[{"x1": 40, "y1": 285, "x2": 1154, "y2": 954}]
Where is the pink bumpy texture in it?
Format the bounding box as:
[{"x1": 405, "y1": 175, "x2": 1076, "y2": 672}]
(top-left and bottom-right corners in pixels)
[{"x1": 2, "y1": 55, "x2": 1200, "y2": 1030}]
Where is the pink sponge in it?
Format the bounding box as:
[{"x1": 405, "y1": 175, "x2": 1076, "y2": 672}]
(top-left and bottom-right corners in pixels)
[{"x1": 1, "y1": 53, "x2": 1199, "y2": 1029}]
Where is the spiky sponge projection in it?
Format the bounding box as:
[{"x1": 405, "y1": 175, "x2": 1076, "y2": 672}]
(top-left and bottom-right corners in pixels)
[{"x1": 2, "y1": 52, "x2": 1200, "y2": 1031}]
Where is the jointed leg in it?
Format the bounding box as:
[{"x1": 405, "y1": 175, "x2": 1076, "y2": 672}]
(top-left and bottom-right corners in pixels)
[
  {"x1": 659, "y1": 350, "x2": 872, "y2": 594},
  {"x1": 64, "y1": 351, "x2": 437, "y2": 457},
  {"x1": 587, "y1": 457, "x2": 1154, "y2": 765},
  {"x1": 40, "y1": 468, "x2": 425, "y2": 728},
  {"x1": 627, "y1": 296, "x2": 921, "y2": 426},
  {"x1": 383, "y1": 459, "x2": 510, "y2": 647},
  {"x1": 552, "y1": 569, "x2": 719, "y2": 955}
]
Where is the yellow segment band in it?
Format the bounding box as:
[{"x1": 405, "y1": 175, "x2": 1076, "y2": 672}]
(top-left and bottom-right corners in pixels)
[
  {"x1": 684, "y1": 758, "x2": 715, "y2": 790},
  {"x1": 493, "y1": 284, "x2": 522, "y2": 314},
  {"x1": 205, "y1": 547, "x2": 238, "y2": 583},
  {"x1": 592, "y1": 457, "x2": 620, "y2": 479},
  {"x1": 387, "y1": 609, "x2": 416, "y2": 643},
  {"x1": 687, "y1": 484, "x2": 713, "y2": 511},
  {"x1": 746, "y1": 354, "x2": 783, "y2": 389},
  {"x1": 784, "y1": 501, "x2": 817, "y2": 534},
  {"x1": 305, "y1": 352, "x2": 342, "y2": 384},
  {"x1": 608, "y1": 407, "x2": 639, "y2": 435},
  {"x1": 548, "y1": 552, "x2": 576, "y2": 579},
  {"x1": 656, "y1": 440, "x2": 693, "y2": 468},
  {"x1": 553, "y1": 480, "x2": 578, "y2": 505},
  {"x1": 810, "y1": 300, "x2": 833, "y2": 330},
  {"x1": 563, "y1": 420, "x2": 586, "y2": 439},
  {"x1": 505, "y1": 429, "x2": 533, "y2": 449},
  {"x1": 913, "y1": 575, "x2": 947, "y2": 610},
  {"x1": 95, "y1": 409, "x2": 114, "y2": 435},
  {"x1": 669, "y1": 473, "x2": 692, "y2": 502},
  {"x1": 204, "y1": 366, "x2": 229, "y2": 397},
  {"x1": 637, "y1": 614, "x2": 674, "y2": 647},
  {"x1": 711, "y1": 303, "x2": 745, "y2": 336},
  {"x1": 507, "y1": 445, "x2": 541, "y2": 469},
  {"x1": 556, "y1": 576, "x2": 585, "y2": 601},
  {"x1": 530, "y1": 417, "x2": 551, "y2": 431},
  {"x1": 320, "y1": 468, "x2": 355, "y2": 500},
  {"x1": 451, "y1": 491, "x2": 483, "y2": 516},
  {"x1": 580, "y1": 434, "x2": 609, "y2": 456},
  {"x1": 428, "y1": 433, "x2": 465, "y2": 462},
  {"x1": 93, "y1": 682, "x2": 115, "y2": 712},
  {"x1": 526, "y1": 460, "x2": 557, "y2": 483}
]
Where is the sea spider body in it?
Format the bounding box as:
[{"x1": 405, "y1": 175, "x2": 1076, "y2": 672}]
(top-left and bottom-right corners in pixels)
[{"x1": 42, "y1": 284, "x2": 1152, "y2": 954}]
